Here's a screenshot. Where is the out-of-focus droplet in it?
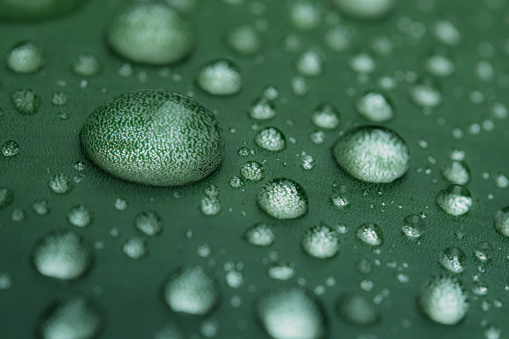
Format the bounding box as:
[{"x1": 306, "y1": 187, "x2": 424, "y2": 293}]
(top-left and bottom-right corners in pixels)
[
  {"x1": 336, "y1": 294, "x2": 379, "y2": 325},
  {"x1": 325, "y1": 25, "x2": 353, "y2": 52},
  {"x1": 289, "y1": 0, "x2": 320, "y2": 31},
  {"x1": 153, "y1": 322, "x2": 185, "y2": 339},
  {"x1": 426, "y1": 54, "x2": 455, "y2": 77},
  {"x1": 244, "y1": 223, "x2": 275, "y2": 247},
  {"x1": 11, "y1": 88, "x2": 40, "y2": 115},
  {"x1": 436, "y1": 184, "x2": 472, "y2": 216},
  {"x1": 311, "y1": 103, "x2": 340, "y2": 129},
  {"x1": 249, "y1": 97, "x2": 276, "y2": 120},
  {"x1": 197, "y1": 59, "x2": 242, "y2": 96},
  {"x1": 68, "y1": 204, "x2": 93, "y2": 228},
  {"x1": 302, "y1": 223, "x2": 340, "y2": 259},
  {"x1": 134, "y1": 211, "x2": 163, "y2": 236},
  {"x1": 433, "y1": 20, "x2": 461, "y2": 46},
  {"x1": 296, "y1": 50, "x2": 324, "y2": 77},
  {"x1": 0, "y1": 187, "x2": 14, "y2": 209},
  {"x1": 495, "y1": 207, "x2": 509, "y2": 237},
  {"x1": 123, "y1": 237, "x2": 147, "y2": 259},
  {"x1": 226, "y1": 25, "x2": 261, "y2": 55},
  {"x1": 48, "y1": 174, "x2": 73, "y2": 194},
  {"x1": 6, "y1": 41, "x2": 44, "y2": 74},
  {"x1": 441, "y1": 160, "x2": 470, "y2": 185},
  {"x1": 72, "y1": 53, "x2": 101, "y2": 76},
  {"x1": 33, "y1": 199, "x2": 50, "y2": 215},
  {"x1": 356, "y1": 91, "x2": 394, "y2": 122},
  {"x1": 409, "y1": 80, "x2": 442, "y2": 108},
  {"x1": 268, "y1": 262, "x2": 295, "y2": 281},
  {"x1": 349, "y1": 52, "x2": 375, "y2": 74},
  {"x1": 0, "y1": 0, "x2": 86, "y2": 20},
  {"x1": 332, "y1": 0, "x2": 394, "y2": 20},
  {"x1": 258, "y1": 178, "x2": 308, "y2": 219}
]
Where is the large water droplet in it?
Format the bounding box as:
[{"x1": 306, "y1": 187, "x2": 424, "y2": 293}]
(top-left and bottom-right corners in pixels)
[
  {"x1": 6, "y1": 41, "x2": 44, "y2": 74},
  {"x1": 439, "y1": 247, "x2": 466, "y2": 274},
  {"x1": 332, "y1": 126, "x2": 410, "y2": 183},
  {"x1": 80, "y1": 90, "x2": 224, "y2": 186},
  {"x1": 39, "y1": 295, "x2": 102, "y2": 339},
  {"x1": 356, "y1": 91, "x2": 394, "y2": 122},
  {"x1": 336, "y1": 294, "x2": 379, "y2": 325},
  {"x1": 302, "y1": 223, "x2": 340, "y2": 259},
  {"x1": 419, "y1": 276, "x2": 468, "y2": 325},
  {"x1": 163, "y1": 265, "x2": 220, "y2": 315},
  {"x1": 257, "y1": 178, "x2": 308, "y2": 219},
  {"x1": 197, "y1": 59, "x2": 242, "y2": 96},
  {"x1": 255, "y1": 286, "x2": 326, "y2": 339},
  {"x1": 255, "y1": 127, "x2": 286, "y2": 152},
  {"x1": 33, "y1": 230, "x2": 93, "y2": 280},
  {"x1": 495, "y1": 206, "x2": 509, "y2": 237},
  {"x1": 332, "y1": 0, "x2": 395, "y2": 20},
  {"x1": 107, "y1": 2, "x2": 193, "y2": 64},
  {"x1": 0, "y1": 0, "x2": 85, "y2": 20},
  {"x1": 436, "y1": 184, "x2": 472, "y2": 216}
]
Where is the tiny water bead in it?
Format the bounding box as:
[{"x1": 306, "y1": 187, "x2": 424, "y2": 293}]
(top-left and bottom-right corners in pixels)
[
  {"x1": 336, "y1": 294, "x2": 379, "y2": 326},
  {"x1": 39, "y1": 295, "x2": 102, "y2": 339},
  {"x1": 2, "y1": 140, "x2": 20, "y2": 157},
  {"x1": 249, "y1": 97, "x2": 276, "y2": 120},
  {"x1": 257, "y1": 178, "x2": 308, "y2": 220},
  {"x1": 330, "y1": 184, "x2": 351, "y2": 208},
  {"x1": 240, "y1": 161, "x2": 264, "y2": 181},
  {"x1": 356, "y1": 223, "x2": 383, "y2": 246},
  {"x1": 226, "y1": 25, "x2": 261, "y2": 55},
  {"x1": 332, "y1": 0, "x2": 394, "y2": 20},
  {"x1": 0, "y1": 0, "x2": 85, "y2": 20},
  {"x1": 401, "y1": 214, "x2": 425, "y2": 238},
  {"x1": 197, "y1": 59, "x2": 242, "y2": 96},
  {"x1": 311, "y1": 103, "x2": 340, "y2": 129},
  {"x1": 243, "y1": 223, "x2": 275, "y2": 247},
  {"x1": 255, "y1": 286, "x2": 326, "y2": 339},
  {"x1": 301, "y1": 223, "x2": 340, "y2": 259},
  {"x1": 495, "y1": 207, "x2": 509, "y2": 237},
  {"x1": 134, "y1": 211, "x2": 162, "y2": 236},
  {"x1": 72, "y1": 53, "x2": 101, "y2": 76},
  {"x1": 436, "y1": 184, "x2": 472, "y2": 216},
  {"x1": 332, "y1": 126, "x2": 410, "y2": 183},
  {"x1": 419, "y1": 276, "x2": 468, "y2": 325},
  {"x1": 439, "y1": 247, "x2": 466, "y2": 274},
  {"x1": 441, "y1": 160, "x2": 470, "y2": 185},
  {"x1": 107, "y1": 2, "x2": 193, "y2": 65},
  {"x1": 356, "y1": 91, "x2": 394, "y2": 122},
  {"x1": 325, "y1": 25, "x2": 353, "y2": 52},
  {"x1": 68, "y1": 204, "x2": 93, "y2": 227},
  {"x1": 32, "y1": 230, "x2": 92, "y2": 281},
  {"x1": 11, "y1": 88, "x2": 40, "y2": 115},
  {"x1": 6, "y1": 41, "x2": 44, "y2": 74},
  {"x1": 80, "y1": 90, "x2": 224, "y2": 186},
  {"x1": 163, "y1": 265, "x2": 220, "y2": 315},
  {"x1": 255, "y1": 127, "x2": 286, "y2": 152}
]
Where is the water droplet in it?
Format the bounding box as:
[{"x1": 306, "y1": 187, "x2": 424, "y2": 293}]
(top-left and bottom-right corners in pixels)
[
  {"x1": 114, "y1": 198, "x2": 128, "y2": 211},
  {"x1": 495, "y1": 207, "x2": 509, "y2": 237},
  {"x1": 474, "y1": 241, "x2": 493, "y2": 262},
  {"x1": 51, "y1": 91, "x2": 67, "y2": 106},
  {"x1": 311, "y1": 103, "x2": 340, "y2": 129},
  {"x1": 243, "y1": 223, "x2": 275, "y2": 247},
  {"x1": 107, "y1": 2, "x2": 193, "y2": 64},
  {"x1": 433, "y1": 20, "x2": 461, "y2": 46},
  {"x1": 72, "y1": 53, "x2": 101, "y2": 76},
  {"x1": 301, "y1": 152, "x2": 316, "y2": 170},
  {"x1": 332, "y1": 0, "x2": 395, "y2": 20},
  {"x1": 163, "y1": 265, "x2": 220, "y2": 315},
  {"x1": 302, "y1": 223, "x2": 340, "y2": 259},
  {"x1": 419, "y1": 276, "x2": 468, "y2": 325},
  {"x1": 442, "y1": 160, "x2": 470, "y2": 185},
  {"x1": 289, "y1": 0, "x2": 320, "y2": 31},
  {"x1": 11, "y1": 208, "x2": 26, "y2": 222},
  {"x1": 200, "y1": 185, "x2": 222, "y2": 216},
  {"x1": 325, "y1": 25, "x2": 353, "y2": 52},
  {"x1": 2, "y1": 140, "x2": 20, "y2": 157},
  {"x1": 255, "y1": 127, "x2": 286, "y2": 152},
  {"x1": 123, "y1": 237, "x2": 147, "y2": 259},
  {"x1": 0, "y1": 187, "x2": 14, "y2": 209},
  {"x1": 256, "y1": 286, "x2": 326, "y2": 339},
  {"x1": 291, "y1": 76, "x2": 309, "y2": 96},
  {"x1": 80, "y1": 90, "x2": 224, "y2": 186},
  {"x1": 39, "y1": 295, "x2": 102, "y2": 339},
  {"x1": 401, "y1": 214, "x2": 425, "y2": 238},
  {"x1": 484, "y1": 325, "x2": 501, "y2": 339},
  {"x1": 197, "y1": 59, "x2": 242, "y2": 96},
  {"x1": 258, "y1": 178, "x2": 308, "y2": 219},
  {"x1": 33, "y1": 230, "x2": 93, "y2": 280},
  {"x1": 409, "y1": 80, "x2": 442, "y2": 108},
  {"x1": 356, "y1": 91, "x2": 394, "y2": 122},
  {"x1": 134, "y1": 211, "x2": 162, "y2": 236},
  {"x1": 226, "y1": 25, "x2": 261, "y2": 55},
  {"x1": 426, "y1": 54, "x2": 455, "y2": 77},
  {"x1": 48, "y1": 174, "x2": 73, "y2": 194},
  {"x1": 6, "y1": 41, "x2": 44, "y2": 74},
  {"x1": 332, "y1": 126, "x2": 410, "y2": 183},
  {"x1": 436, "y1": 184, "x2": 472, "y2": 216},
  {"x1": 331, "y1": 184, "x2": 351, "y2": 208},
  {"x1": 249, "y1": 97, "x2": 276, "y2": 120},
  {"x1": 0, "y1": 273, "x2": 13, "y2": 290},
  {"x1": 68, "y1": 205, "x2": 93, "y2": 228},
  {"x1": 229, "y1": 175, "x2": 244, "y2": 188},
  {"x1": 336, "y1": 294, "x2": 379, "y2": 325},
  {"x1": 356, "y1": 223, "x2": 383, "y2": 246},
  {"x1": 33, "y1": 199, "x2": 50, "y2": 215},
  {"x1": 296, "y1": 50, "x2": 324, "y2": 77},
  {"x1": 225, "y1": 269, "x2": 244, "y2": 288},
  {"x1": 11, "y1": 88, "x2": 40, "y2": 115},
  {"x1": 154, "y1": 322, "x2": 185, "y2": 339},
  {"x1": 349, "y1": 52, "x2": 375, "y2": 73},
  {"x1": 439, "y1": 248, "x2": 466, "y2": 274},
  {"x1": 240, "y1": 161, "x2": 264, "y2": 181}
]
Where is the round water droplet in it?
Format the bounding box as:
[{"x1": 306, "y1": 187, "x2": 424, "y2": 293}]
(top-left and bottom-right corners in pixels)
[
  {"x1": 302, "y1": 223, "x2": 340, "y2": 259},
  {"x1": 123, "y1": 237, "x2": 147, "y2": 259},
  {"x1": 257, "y1": 178, "x2": 308, "y2": 220},
  {"x1": 419, "y1": 276, "x2": 468, "y2": 325},
  {"x1": 330, "y1": 184, "x2": 351, "y2": 208},
  {"x1": 240, "y1": 161, "x2": 264, "y2": 181},
  {"x1": 134, "y1": 211, "x2": 162, "y2": 236},
  {"x1": 249, "y1": 97, "x2": 276, "y2": 120},
  {"x1": 48, "y1": 174, "x2": 73, "y2": 194},
  {"x1": 0, "y1": 0, "x2": 85, "y2": 20},
  {"x1": 80, "y1": 90, "x2": 224, "y2": 186},
  {"x1": 336, "y1": 294, "x2": 379, "y2": 326},
  {"x1": 439, "y1": 247, "x2": 466, "y2": 274},
  {"x1": 409, "y1": 80, "x2": 442, "y2": 108},
  {"x1": 39, "y1": 295, "x2": 102, "y2": 339},
  {"x1": 256, "y1": 286, "x2": 326, "y2": 339},
  {"x1": 332, "y1": 0, "x2": 394, "y2": 20},
  {"x1": 311, "y1": 103, "x2": 340, "y2": 129},
  {"x1": 474, "y1": 241, "x2": 493, "y2": 262},
  {"x1": 68, "y1": 204, "x2": 93, "y2": 228},
  {"x1": 107, "y1": 2, "x2": 193, "y2": 64},
  {"x1": 255, "y1": 127, "x2": 286, "y2": 152},
  {"x1": 197, "y1": 59, "x2": 242, "y2": 96},
  {"x1": 226, "y1": 25, "x2": 261, "y2": 55},
  {"x1": 243, "y1": 223, "x2": 275, "y2": 247},
  {"x1": 332, "y1": 126, "x2": 410, "y2": 183},
  {"x1": 495, "y1": 206, "x2": 509, "y2": 237},
  {"x1": 296, "y1": 50, "x2": 324, "y2": 77},
  {"x1": 349, "y1": 52, "x2": 375, "y2": 73},
  {"x1": 289, "y1": 0, "x2": 320, "y2": 31},
  {"x1": 356, "y1": 223, "x2": 383, "y2": 246},
  {"x1": 325, "y1": 25, "x2": 353, "y2": 52},
  {"x1": 401, "y1": 214, "x2": 425, "y2": 239},
  {"x1": 0, "y1": 187, "x2": 14, "y2": 209},
  {"x1": 6, "y1": 41, "x2": 44, "y2": 74},
  {"x1": 11, "y1": 88, "x2": 40, "y2": 115},
  {"x1": 33, "y1": 230, "x2": 93, "y2": 280},
  {"x1": 163, "y1": 265, "x2": 220, "y2": 315},
  {"x1": 356, "y1": 91, "x2": 394, "y2": 122},
  {"x1": 436, "y1": 184, "x2": 472, "y2": 216},
  {"x1": 2, "y1": 140, "x2": 20, "y2": 157},
  {"x1": 441, "y1": 160, "x2": 470, "y2": 185},
  {"x1": 72, "y1": 53, "x2": 101, "y2": 76}
]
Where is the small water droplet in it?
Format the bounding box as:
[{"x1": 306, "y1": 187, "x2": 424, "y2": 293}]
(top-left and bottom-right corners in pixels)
[
  {"x1": 122, "y1": 237, "x2": 147, "y2": 259},
  {"x1": 240, "y1": 161, "x2": 264, "y2": 181},
  {"x1": 356, "y1": 91, "x2": 394, "y2": 122},
  {"x1": 226, "y1": 25, "x2": 261, "y2": 55},
  {"x1": 311, "y1": 103, "x2": 340, "y2": 129},
  {"x1": 2, "y1": 140, "x2": 20, "y2": 157},
  {"x1": 257, "y1": 178, "x2": 308, "y2": 219},
  {"x1": 6, "y1": 41, "x2": 44, "y2": 74},
  {"x1": 336, "y1": 294, "x2": 379, "y2": 325},
  {"x1": 442, "y1": 160, "x2": 470, "y2": 185},
  {"x1": 255, "y1": 127, "x2": 286, "y2": 152},
  {"x1": 68, "y1": 205, "x2": 93, "y2": 228},
  {"x1": 197, "y1": 59, "x2": 242, "y2": 96},
  {"x1": 134, "y1": 211, "x2": 163, "y2": 236},
  {"x1": 356, "y1": 223, "x2": 383, "y2": 246},
  {"x1": 72, "y1": 53, "x2": 101, "y2": 76},
  {"x1": 439, "y1": 247, "x2": 466, "y2": 274},
  {"x1": 401, "y1": 214, "x2": 425, "y2": 239},
  {"x1": 244, "y1": 223, "x2": 275, "y2": 247},
  {"x1": 11, "y1": 88, "x2": 40, "y2": 115},
  {"x1": 302, "y1": 223, "x2": 340, "y2": 259},
  {"x1": 436, "y1": 184, "x2": 472, "y2": 216},
  {"x1": 48, "y1": 174, "x2": 73, "y2": 194},
  {"x1": 495, "y1": 206, "x2": 509, "y2": 237}
]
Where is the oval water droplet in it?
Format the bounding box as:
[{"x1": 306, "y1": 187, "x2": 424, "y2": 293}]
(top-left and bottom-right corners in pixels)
[
  {"x1": 197, "y1": 59, "x2": 242, "y2": 96},
  {"x1": 356, "y1": 91, "x2": 394, "y2": 122},
  {"x1": 123, "y1": 237, "x2": 147, "y2": 259},
  {"x1": 409, "y1": 80, "x2": 442, "y2": 108},
  {"x1": 332, "y1": 126, "x2": 410, "y2": 183},
  {"x1": 6, "y1": 41, "x2": 44, "y2": 74},
  {"x1": 474, "y1": 241, "x2": 493, "y2": 262},
  {"x1": 0, "y1": 0, "x2": 85, "y2": 20},
  {"x1": 257, "y1": 178, "x2": 308, "y2": 219},
  {"x1": 0, "y1": 187, "x2": 14, "y2": 209},
  {"x1": 255, "y1": 127, "x2": 286, "y2": 152},
  {"x1": 243, "y1": 223, "x2": 275, "y2": 247},
  {"x1": 107, "y1": 2, "x2": 193, "y2": 64},
  {"x1": 296, "y1": 50, "x2": 324, "y2": 77},
  {"x1": 2, "y1": 140, "x2": 20, "y2": 157},
  {"x1": 302, "y1": 223, "x2": 340, "y2": 259},
  {"x1": 401, "y1": 214, "x2": 425, "y2": 239},
  {"x1": 72, "y1": 53, "x2": 101, "y2": 76},
  {"x1": 80, "y1": 90, "x2": 224, "y2": 186},
  {"x1": 268, "y1": 262, "x2": 295, "y2": 281},
  {"x1": 436, "y1": 184, "x2": 472, "y2": 216}
]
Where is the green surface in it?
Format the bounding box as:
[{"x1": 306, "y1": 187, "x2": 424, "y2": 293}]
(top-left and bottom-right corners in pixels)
[{"x1": 1, "y1": 0, "x2": 509, "y2": 338}]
